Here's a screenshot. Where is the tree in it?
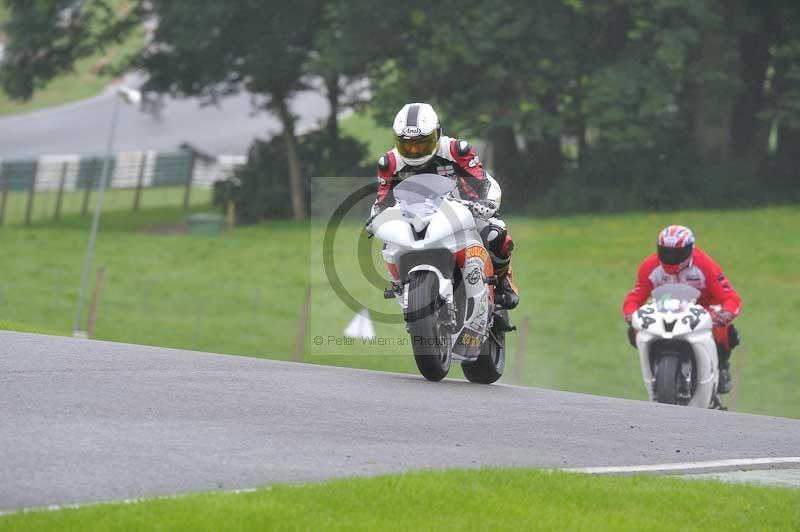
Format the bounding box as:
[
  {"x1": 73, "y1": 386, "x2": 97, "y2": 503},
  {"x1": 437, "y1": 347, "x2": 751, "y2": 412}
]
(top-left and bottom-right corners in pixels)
[
  {"x1": 764, "y1": 2, "x2": 800, "y2": 181},
  {"x1": 0, "y1": 0, "x2": 137, "y2": 100},
  {"x1": 1, "y1": 0, "x2": 323, "y2": 220},
  {"x1": 366, "y1": 1, "x2": 576, "y2": 210},
  {"x1": 4, "y1": 0, "x2": 799, "y2": 214},
  {"x1": 137, "y1": 1, "x2": 322, "y2": 220}
]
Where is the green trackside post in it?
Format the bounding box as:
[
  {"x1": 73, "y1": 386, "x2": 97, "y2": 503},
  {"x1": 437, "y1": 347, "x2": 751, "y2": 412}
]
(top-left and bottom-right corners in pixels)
[
  {"x1": 54, "y1": 161, "x2": 69, "y2": 221},
  {"x1": 81, "y1": 159, "x2": 96, "y2": 217},
  {"x1": 73, "y1": 95, "x2": 122, "y2": 335},
  {"x1": 133, "y1": 152, "x2": 147, "y2": 212},
  {"x1": 24, "y1": 161, "x2": 38, "y2": 226},
  {"x1": 0, "y1": 166, "x2": 8, "y2": 226},
  {"x1": 183, "y1": 149, "x2": 196, "y2": 209}
]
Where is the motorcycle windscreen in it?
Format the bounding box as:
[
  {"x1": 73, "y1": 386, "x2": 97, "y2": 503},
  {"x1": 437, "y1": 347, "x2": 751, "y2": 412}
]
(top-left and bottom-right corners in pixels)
[
  {"x1": 394, "y1": 173, "x2": 456, "y2": 218},
  {"x1": 651, "y1": 283, "x2": 701, "y2": 307}
]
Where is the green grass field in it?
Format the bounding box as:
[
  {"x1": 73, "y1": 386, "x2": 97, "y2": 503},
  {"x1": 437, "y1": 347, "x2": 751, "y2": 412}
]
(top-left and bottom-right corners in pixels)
[
  {"x1": 2, "y1": 469, "x2": 798, "y2": 531},
  {"x1": 0, "y1": 186, "x2": 212, "y2": 225},
  {"x1": 0, "y1": 203, "x2": 797, "y2": 418},
  {"x1": 0, "y1": 319, "x2": 56, "y2": 335}
]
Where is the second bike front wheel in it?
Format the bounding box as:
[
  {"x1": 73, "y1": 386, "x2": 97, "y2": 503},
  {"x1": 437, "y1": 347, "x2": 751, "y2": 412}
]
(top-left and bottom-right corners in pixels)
[{"x1": 654, "y1": 354, "x2": 681, "y2": 404}]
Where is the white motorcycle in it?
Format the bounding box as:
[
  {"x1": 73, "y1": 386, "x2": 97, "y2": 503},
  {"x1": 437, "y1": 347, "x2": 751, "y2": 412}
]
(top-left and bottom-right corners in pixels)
[
  {"x1": 632, "y1": 283, "x2": 724, "y2": 409},
  {"x1": 367, "y1": 173, "x2": 514, "y2": 383}
]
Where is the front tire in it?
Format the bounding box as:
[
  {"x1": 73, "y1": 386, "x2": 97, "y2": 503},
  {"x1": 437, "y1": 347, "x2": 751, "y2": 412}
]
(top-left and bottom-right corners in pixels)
[
  {"x1": 407, "y1": 271, "x2": 451, "y2": 382},
  {"x1": 654, "y1": 354, "x2": 680, "y2": 404},
  {"x1": 461, "y1": 309, "x2": 507, "y2": 384}
]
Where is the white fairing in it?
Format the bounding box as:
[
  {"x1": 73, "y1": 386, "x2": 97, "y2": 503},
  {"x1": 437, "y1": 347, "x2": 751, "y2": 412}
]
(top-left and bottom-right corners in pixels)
[
  {"x1": 370, "y1": 174, "x2": 494, "y2": 360},
  {"x1": 632, "y1": 285, "x2": 719, "y2": 408}
]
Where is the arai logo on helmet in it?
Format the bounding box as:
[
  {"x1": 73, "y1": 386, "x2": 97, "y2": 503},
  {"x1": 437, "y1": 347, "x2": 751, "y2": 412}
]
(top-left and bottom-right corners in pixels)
[{"x1": 402, "y1": 126, "x2": 422, "y2": 137}]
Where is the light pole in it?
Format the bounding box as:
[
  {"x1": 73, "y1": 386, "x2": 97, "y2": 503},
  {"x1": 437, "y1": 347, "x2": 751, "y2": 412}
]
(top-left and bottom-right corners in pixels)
[{"x1": 72, "y1": 86, "x2": 141, "y2": 337}]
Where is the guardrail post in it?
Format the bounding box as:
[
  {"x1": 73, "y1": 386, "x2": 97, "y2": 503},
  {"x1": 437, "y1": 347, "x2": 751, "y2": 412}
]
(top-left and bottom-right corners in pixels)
[
  {"x1": 54, "y1": 161, "x2": 69, "y2": 221},
  {"x1": 0, "y1": 166, "x2": 8, "y2": 226},
  {"x1": 82, "y1": 159, "x2": 96, "y2": 216},
  {"x1": 183, "y1": 150, "x2": 196, "y2": 209},
  {"x1": 24, "y1": 161, "x2": 38, "y2": 226},
  {"x1": 133, "y1": 152, "x2": 147, "y2": 212}
]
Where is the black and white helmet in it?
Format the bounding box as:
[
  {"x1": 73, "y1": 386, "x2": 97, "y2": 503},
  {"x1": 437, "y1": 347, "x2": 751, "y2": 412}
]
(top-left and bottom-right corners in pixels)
[{"x1": 393, "y1": 103, "x2": 441, "y2": 166}]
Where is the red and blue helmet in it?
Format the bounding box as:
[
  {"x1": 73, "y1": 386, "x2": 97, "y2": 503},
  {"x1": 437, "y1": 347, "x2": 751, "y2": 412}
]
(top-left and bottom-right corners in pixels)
[{"x1": 657, "y1": 225, "x2": 695, "y2": 274}]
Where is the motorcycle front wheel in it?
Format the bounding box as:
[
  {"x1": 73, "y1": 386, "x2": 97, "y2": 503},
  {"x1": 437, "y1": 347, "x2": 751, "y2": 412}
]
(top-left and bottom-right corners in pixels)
[
  {"x1": 407, "y1": 271, "x2": 451, "y2": 382},
  {"x1": 654, "y1": 354, "x2": 681, "y2": 404}
]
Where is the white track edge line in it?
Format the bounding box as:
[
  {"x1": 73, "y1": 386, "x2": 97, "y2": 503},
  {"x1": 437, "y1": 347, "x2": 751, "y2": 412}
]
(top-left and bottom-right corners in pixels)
[{"x1": 565, "y1": 457, "x2": 800, "y2": 475}]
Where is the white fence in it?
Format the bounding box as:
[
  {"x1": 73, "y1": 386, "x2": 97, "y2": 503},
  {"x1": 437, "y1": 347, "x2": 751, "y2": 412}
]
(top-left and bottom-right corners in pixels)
[{"x1": 0, "y1": 150, "x2": 246, "y2": 225}]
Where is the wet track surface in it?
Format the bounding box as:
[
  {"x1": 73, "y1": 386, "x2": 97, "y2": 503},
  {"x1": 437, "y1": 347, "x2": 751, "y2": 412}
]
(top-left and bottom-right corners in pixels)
[{"x1": 2, "y1": 331, "x2": 799, "y2": 510}]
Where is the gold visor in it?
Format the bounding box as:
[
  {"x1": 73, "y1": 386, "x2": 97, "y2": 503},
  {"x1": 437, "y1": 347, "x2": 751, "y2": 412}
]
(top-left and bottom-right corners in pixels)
[{"x1": 396, "y1": 131, "x2": 438, "y2": 159}]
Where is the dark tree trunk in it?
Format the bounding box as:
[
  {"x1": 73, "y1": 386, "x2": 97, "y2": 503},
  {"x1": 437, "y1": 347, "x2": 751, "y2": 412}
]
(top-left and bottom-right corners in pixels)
[
  {"x1": 325, "y1": 73, "x2": 341, "y2": 154},
  {"x1": 686, "y1": 3, "x2": 740, "y2": 164},
  {"x1": 730, "y1": 20, "x2": 771, "y2": 164},
  {"x1": 274, "y1": 96, "x2": 307, "y2": 220},
  {"x1": 575, "y1": 90, "x2": 588, "y2": 170},
  {"x1": 776, "y1": 124, "x2": 800, "y2": 179},
  {"x1": 488, "y1": 123, "x2": 525, "y2": 211},
  {"x1": 530, "y1": 92, "x2": 563, "y2": 194},
  {"x1": 489, "y1": 124, "x2": 521, "y2": 179},
  {"x1": 529, "y1": 136, "x2": 562, "y2": 194}
]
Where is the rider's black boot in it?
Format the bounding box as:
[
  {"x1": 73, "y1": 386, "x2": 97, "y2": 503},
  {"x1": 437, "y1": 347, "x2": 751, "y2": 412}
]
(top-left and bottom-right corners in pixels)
[
  {"x1": 495, "y1": 267, "x2": 519, "y2": 310},
  {"x1": 717, "y1": 347, "x2": 732, "y2": 395}
]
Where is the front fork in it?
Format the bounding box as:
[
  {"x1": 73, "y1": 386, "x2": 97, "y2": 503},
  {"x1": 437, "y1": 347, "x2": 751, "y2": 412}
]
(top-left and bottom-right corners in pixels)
[
  {"x1": 385, "y1": 276, "x2": 458, "y2": 332},
  {"x1": 679, "y1": 360, "x2": 693, "y2": 402},
  {"x1": 648, "y1": 357, "x2": 693, "y2": 404}
]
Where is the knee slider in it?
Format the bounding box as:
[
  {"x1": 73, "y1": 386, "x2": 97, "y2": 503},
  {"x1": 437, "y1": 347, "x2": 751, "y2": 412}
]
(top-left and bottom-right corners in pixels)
[{"x1": 480, "y1": 224, "x2": 507, "y2": 257}]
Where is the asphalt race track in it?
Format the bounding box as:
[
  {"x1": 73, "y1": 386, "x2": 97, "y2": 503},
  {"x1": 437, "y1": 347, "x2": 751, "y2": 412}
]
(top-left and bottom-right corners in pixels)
[{"x1": 1, "y1": 331, "x2": 799, "y2": 511}]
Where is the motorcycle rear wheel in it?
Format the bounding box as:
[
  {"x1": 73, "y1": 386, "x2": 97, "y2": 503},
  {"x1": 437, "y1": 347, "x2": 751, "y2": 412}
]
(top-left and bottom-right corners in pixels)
[
  {"x1": 407, "y1": 271, "x2": 451, "y2": 382},
  {"x1": 461, "y1": 309, "x2": 507, "y2": 384}
]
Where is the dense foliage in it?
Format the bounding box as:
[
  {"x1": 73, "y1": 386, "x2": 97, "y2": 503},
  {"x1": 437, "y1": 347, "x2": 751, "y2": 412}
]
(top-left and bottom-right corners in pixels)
[
  {"x1": 367, "y1": 0, "x2": 800, "y2": 214},
  {"x1": 2, "y1": 0, "x2": 799, "y2": 216},
  {"x1": 213, "y1": 131, "x2": 369, "y2": 223}
]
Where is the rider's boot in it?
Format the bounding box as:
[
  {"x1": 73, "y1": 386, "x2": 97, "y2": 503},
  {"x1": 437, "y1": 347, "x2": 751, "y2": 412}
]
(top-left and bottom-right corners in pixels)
[
  {"x1": 494, "y1": 263, "x2": 519, "y2": 310},
  {"x1": 717, "y1": 346, "x2": 733, "y2": 395}
]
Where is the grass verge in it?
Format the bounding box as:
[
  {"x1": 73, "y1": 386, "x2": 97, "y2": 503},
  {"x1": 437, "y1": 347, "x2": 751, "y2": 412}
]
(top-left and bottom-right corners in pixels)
[
  {"x1": 0, "y1": 186, "x2": 212, "y2": 226},
  {"x1": 0, "y1": 205, "x2": 797, "y2": 418},
  {"x1": 2, "y1": 469, "x2": 799, "y2": 531},
  {"x1": 0, "y1": 319, "x2": 58, "y2": 335}
]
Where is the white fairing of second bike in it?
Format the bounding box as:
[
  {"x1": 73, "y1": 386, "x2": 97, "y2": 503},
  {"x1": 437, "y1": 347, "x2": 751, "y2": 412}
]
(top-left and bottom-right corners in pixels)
[
  {"x1": 633, "y1": 302, "x2": 719, "y2": 408},
  {"x1": 373, "y1": 198, "x2": 492, "y2": 360}
]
